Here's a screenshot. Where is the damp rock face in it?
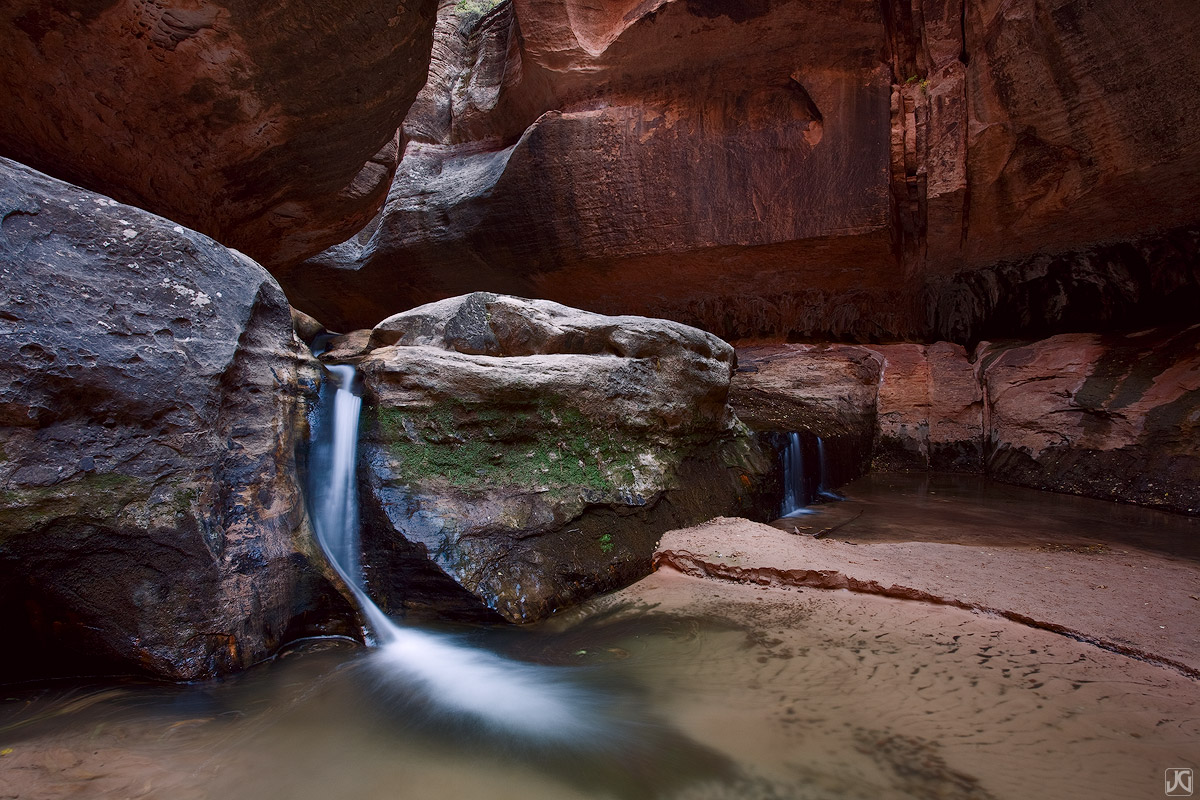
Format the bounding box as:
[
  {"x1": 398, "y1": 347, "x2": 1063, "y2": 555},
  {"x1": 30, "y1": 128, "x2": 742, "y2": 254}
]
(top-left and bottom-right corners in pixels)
[
  {"x1": 980, "y1": 327, "x2": 1200, "y2": 515},
  {"x1": 348, "y1": 293, "x2": 773, "y2": 623},
  {"x1": 0, "y1": 0, "x2": 439, "y2": 268},
  {"x1": 0, "y1": 158, "x2": 357, "y2": 681}
]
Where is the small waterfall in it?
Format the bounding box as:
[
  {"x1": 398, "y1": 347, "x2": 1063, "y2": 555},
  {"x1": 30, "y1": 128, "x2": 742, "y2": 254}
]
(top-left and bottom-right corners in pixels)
[
  {"x1": 779, "y1": 432, "x2": 809, "y2": 517},
  {"x1": 307, "y1": 363, "x2": 600, "y2": 739},
  {"x1": 815, "y1": 436, "x2": 844, "y2": 502}
]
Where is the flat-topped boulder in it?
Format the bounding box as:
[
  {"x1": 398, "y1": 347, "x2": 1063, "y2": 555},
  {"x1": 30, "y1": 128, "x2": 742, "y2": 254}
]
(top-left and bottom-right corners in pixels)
[{"x1": 345, "y1": 293, "x2": 773, "y2": 622}]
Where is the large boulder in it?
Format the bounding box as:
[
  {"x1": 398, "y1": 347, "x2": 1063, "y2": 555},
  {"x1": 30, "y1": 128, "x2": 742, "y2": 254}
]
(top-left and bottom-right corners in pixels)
[
  {"x1": 343, "y1": 293, "x2": 773, "y2": 623},
  {"x1": 729, "y1": 344, "x2": 883, "y2": 486},
  {"x1": 0, "y1": 158, "x2": 357, "y2": 682},
  {"x1": 0, "y1": 0, "x2": 439, "y2": 268},
  {"x1": 288, "y1": 0, "x2": 1200, "y2": 344},
  {"x1": 979, "y1": 327, "x2": 1200, "y2": 514}
]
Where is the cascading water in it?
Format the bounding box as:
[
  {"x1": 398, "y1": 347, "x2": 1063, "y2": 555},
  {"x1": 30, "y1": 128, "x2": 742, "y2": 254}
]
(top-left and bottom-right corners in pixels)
[
  {"x1": 779, "y1": 433, "x2": 843, "y2": 516},
  {"x1": 307, "y1": 364, "x2": 603, "y2": 740},
  {"x1": 779, "y1": 432, "x2": 810, "y2": 517}
]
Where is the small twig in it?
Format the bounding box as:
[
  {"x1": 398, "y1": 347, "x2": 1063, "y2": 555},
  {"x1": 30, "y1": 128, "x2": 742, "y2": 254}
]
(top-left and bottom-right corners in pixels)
[{"x1": 812, "y1": 509, "x2": 864, "y2": 539}]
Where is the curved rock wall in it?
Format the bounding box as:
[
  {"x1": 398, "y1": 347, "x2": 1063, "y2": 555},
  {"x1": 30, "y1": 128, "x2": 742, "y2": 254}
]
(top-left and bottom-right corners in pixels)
[
  {"x1": 0, "y1": 158, "x2": 357, "y2": 681},
  {"x1": 288, "y1": 0, "x2": 1200, "y2": 343},
  {"x1": 0, "y1": 0, "x2": 439, "y2": 268}
]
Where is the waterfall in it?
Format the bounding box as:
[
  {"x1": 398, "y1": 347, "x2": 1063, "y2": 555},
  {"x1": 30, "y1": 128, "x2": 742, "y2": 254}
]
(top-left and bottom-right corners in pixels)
[
  {"x1": 308, "y1": 363, "x2": 600, "y2": 739},
  {"x1": 779, "y1": 432, "x2": 809, "y2": 517},
  {"x1": 815, "y1": 436, "x2": 843, "y2": 501}
]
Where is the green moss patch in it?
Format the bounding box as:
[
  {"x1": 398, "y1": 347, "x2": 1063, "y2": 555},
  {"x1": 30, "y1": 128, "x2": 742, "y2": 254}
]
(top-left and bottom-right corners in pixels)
[
  {"x1": 0, "y1": 472, "x2": 147, "y2": 536},
  {"x1": 373, "y1": 397, "x2": 660, "y2": 495}
]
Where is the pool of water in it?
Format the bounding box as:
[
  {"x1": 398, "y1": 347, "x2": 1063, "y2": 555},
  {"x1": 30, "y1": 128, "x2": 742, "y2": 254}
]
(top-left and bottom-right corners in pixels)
[
  {"x1": 2, "y1": 478, "x2": 1198, "y2": 800},
  {"x1": 776, "y1": 473, "x2": 1200, "y2": 560}
]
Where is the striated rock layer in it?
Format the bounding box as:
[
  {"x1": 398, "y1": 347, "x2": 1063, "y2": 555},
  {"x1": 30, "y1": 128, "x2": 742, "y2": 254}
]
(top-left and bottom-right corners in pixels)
[
  {"x1": 288, "y1": 0, "x2": 1200, "y2": 343},
  {"x1": 328, "y1": 292, "x2": 773, "y2": 623},
  {"x1": 0, "y1": 158, "x2": 357, "y2": 681},
  {"x1": 0, "y1": 0, "x2": 439, "y2": 268}
]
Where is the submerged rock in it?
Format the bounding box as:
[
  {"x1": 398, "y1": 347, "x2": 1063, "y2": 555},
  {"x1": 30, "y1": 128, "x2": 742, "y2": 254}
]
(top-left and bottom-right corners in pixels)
[
  {"x1": 0, "y1": 158, "x2": 357, "y2": 681},
  {"x1": 345, "y1": 293, "x2": 773, "y2": 622}
]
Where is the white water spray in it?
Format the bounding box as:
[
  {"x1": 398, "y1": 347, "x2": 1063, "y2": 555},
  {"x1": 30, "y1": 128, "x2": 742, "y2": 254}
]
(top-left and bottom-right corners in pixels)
[{"x1": 308, "y1": 364, "x2": 600, "y2": 739}]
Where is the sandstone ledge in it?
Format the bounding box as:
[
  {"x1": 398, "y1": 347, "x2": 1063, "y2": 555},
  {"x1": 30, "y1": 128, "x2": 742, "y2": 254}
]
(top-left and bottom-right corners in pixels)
[{"x1": 651, "y1": 516, "x2": 1200, "y2": 677}]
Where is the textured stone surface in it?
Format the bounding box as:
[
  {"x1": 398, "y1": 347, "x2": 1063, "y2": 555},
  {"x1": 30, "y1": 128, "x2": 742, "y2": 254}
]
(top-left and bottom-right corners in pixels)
[
  {"x1": 654, "y1": 512, "x2": 1200, "y2": 674},
  {"x1": 0, "y1": 158, "x2": 357, "y2": 681},
  {"x1": 867, "y1": 342, "x2": 983, "y2": 471},
  {"x1": 730, "y1": 344, "x2": 883, "y2": 485},
  {"x1": 284, "y1": 0, "x2": 899, "y2": 336},
  {"x1": 288, "y1": 0, "x2": 1200, "y2": 343},
  {"x1": 342, "y1": 293, "x2": 772, "y2": 622},
  {"x1": 733, "y1": 331, "x2": 1200, "y2": 514},
  {"x1": 979, "y1": 327, "x2": 1200, "y2": 514},
  {"x1": 0, "y1": 0, "x2": 438, "y2": 268}
]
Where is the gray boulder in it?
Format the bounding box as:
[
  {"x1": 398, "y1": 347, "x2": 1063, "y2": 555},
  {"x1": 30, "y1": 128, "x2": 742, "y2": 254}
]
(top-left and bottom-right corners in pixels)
[
  {"x1": 344, "y1": 293, "x2": 772, "y2": 622},
  {"x1": 0, "y1": 157, "x2": 357, "y2": 681}
]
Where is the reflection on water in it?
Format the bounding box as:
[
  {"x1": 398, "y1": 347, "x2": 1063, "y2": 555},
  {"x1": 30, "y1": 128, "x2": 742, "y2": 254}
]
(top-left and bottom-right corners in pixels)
[
  {"x1": 3, "y1": 477, "x2": 1199, "y2": 799},
  {"x1": 774, "y1": 472, "x2": 1200, "y2": 560}
]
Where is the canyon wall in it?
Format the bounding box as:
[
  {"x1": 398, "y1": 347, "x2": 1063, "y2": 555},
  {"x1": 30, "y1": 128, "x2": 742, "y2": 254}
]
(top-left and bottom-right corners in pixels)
[
  {"x1": 731, "y1": 328, "x2": 1200, "y2": 515},
  {"x1": 286, "y1": 0, "x2": 1200, "y2": 342},
  {"x1": 0, "y1": 0, "x2": 439, "y2": 268}
]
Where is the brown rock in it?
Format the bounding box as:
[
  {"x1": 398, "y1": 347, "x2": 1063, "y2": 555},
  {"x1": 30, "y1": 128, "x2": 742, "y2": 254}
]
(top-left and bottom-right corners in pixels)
[
  {"x1": 288, "y1": 0, "x2": 1200, "y2": 343},
  {"x1": 0, "y1": 0, "x2": 438, "y2": 268},
  {"x1": 730, "y1": 344, "x2": 883, "y2": 486},
  {"x1": 284, "y1": 0, "x2": 901, "y2": 336},
  {"x1": 979, "y1": 327, "x2": 1200, "y2": 514},
  {"x1": 867, "y1": 341, "x2": 983, "y2": 471}
]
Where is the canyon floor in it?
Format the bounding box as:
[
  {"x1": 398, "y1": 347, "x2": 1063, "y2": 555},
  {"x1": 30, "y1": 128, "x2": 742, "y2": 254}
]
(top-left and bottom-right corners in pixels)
[{"x1": 2, "y1": 474, "x2": 1198, "y2": 800}]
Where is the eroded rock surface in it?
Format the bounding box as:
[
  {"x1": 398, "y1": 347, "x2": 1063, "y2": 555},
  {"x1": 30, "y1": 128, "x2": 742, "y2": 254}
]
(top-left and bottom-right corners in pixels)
[
  {"x1": 0, "y1": 158, "x2": 357, "y2": 681},
  {"x1": 0, "y1": 0, "x2": 439, "y2": 268},
  {"x1": 341, "y1": 293, "x2": 772, "y2": 622},
  {"x1": 980, "y1": 327, "x2": 1200, "y2": 514},
  {"x1": 290, "y1": 0, "x2": 1200, "y2": 343},
  {"x1": 866, "y1": 342, "x2": 983, "y2": 471},
  {"x1": 732, "y1": 332, "x2": 1200, "y2": 513}
]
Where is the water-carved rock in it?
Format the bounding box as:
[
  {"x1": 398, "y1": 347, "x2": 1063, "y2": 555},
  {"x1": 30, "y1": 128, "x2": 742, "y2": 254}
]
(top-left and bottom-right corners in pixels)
[
  {"x1": 0, "y1": 157, "x2": 357, "y2": 681},
  {"x1": 0, "y1": 0, "x2": 439, "y2": 268},
  {"x1": 979, "y1": 328, "x2": 1200, "y2": 515},
  {"x1": 345, "y1": 293, "x2": 772, "y2": 622},
  {"x1": 289, "y1": 0, "x2": 1200, "y2": 344}
]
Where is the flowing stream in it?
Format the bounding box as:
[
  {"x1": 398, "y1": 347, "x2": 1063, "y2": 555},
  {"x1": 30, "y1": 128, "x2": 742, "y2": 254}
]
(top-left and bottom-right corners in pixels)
[
  {"x1": 306, "y1": 364, "x2": 602, "y2": 740},
  {"x1": 2, "y1": 473, "x2": 1198, "y2": 799}
]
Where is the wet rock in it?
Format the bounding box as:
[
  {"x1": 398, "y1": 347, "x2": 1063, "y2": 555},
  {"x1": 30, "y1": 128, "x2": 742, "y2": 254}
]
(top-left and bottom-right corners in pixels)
[
  {"x1": 866, "y1": 342, "x2": 983, "y2": 471},
  {"x1": 979, "y1": 327, "x2": 1200, "y2": 515},
  {"x1": 348, "y1": 293, "x2": 773, "y2": 622},
  {"x1": 729, "y1": 344, "x2": 883, "y2": 485},
  {"x1": 0, "y1": 158, "x2": 357, "y2": 682},
  {"x1": 0, "y1": 0, "x2": 438, "y2": 268}
]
